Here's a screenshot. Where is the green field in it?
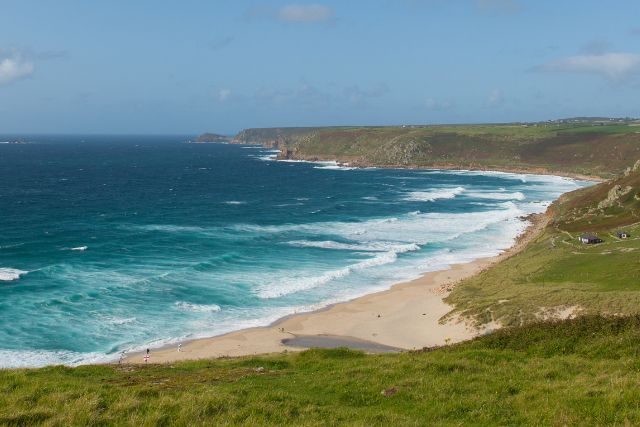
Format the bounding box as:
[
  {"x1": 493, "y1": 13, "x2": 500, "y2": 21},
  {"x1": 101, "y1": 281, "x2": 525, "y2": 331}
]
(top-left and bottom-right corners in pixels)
[
  {"x1": 233, "y1": 122, "x2": 640, "y2": 178},
  {"x1": 446, "y1": 224, "x2": 640, "y2": 327},
  {"x1": 446, "y1": 166, "x2": 640, "y2": 327},
  {"x1": 3, "y1": 316, "x2": 640, "y2": 426}
]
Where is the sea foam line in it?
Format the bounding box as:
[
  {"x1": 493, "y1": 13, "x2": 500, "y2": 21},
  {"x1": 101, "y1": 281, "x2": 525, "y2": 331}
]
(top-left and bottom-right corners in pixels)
[
  {"x1": 175, "y1": 302, "x2": 222, "y2": 313},
  {"x1": 256, "y1": 243, "x2": 421, "y2": 299},
  {"x1": 0, "y1": 268, "x2": 29, "y2": 281}
]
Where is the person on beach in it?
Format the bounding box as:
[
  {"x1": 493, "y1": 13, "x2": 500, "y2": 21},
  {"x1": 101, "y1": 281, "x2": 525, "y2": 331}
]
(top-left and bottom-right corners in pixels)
[{"x1": 178, "y1": 343, "x2": 182, "y2": 352}]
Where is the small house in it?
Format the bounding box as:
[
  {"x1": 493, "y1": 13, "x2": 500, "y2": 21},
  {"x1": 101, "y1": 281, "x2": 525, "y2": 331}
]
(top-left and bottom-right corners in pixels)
[
  {"x1": 579, "y1": 234, "x2": 603, "y2": 244},
  {"x1": 616, "y1": 230, "x2": 630, "y2": 239}
]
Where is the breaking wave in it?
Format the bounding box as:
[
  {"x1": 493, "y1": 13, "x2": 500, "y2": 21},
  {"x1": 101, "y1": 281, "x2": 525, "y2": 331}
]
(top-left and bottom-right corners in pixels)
[
  {"x1": 0, "y1": 268, "x2": 29, "y2": 281},
  {"x1": 256, "y1": 243, "x2": 421, "y2": 299},
  {"x1": 466, "y1": 191, "x2": 526, "y2": 201},
  {"x1": 175, "y1": 302, "x2": 222, "y2": 313},
  {"x1": 403, "y1": 187, "x2": 465, "y2": 202}
]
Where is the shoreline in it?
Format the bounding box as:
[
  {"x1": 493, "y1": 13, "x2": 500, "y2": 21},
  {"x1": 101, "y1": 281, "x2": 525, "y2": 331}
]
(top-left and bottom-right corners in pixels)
[
  {"x1": 278, "y1": 154, "x2": 604, "y2": 182},
  {"x1": 232, "y1": 142, "x2": 606, "y2": 181},
  {"x1": 123, "y1": 211, "x2": 549, "y2": 365}
]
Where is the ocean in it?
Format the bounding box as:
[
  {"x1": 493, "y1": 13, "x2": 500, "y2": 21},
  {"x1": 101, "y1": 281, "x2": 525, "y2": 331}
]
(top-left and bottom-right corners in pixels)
[{"x1": 0, "y1": 135, "x2": 588, "y2": 367}]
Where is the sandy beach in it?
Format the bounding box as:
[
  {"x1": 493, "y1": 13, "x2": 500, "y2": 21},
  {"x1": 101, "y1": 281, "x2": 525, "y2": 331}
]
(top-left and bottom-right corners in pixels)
[{"x1": 124, "y1": 213, "x2": 548, "y2": 364}]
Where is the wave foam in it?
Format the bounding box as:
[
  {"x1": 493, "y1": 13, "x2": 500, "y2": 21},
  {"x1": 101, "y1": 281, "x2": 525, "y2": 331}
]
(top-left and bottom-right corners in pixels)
[
  {"x1": 287, "y1": 240, "x2": 420, "y2": 252},
  {"x1": 0, "y1": 349, "x2": 114, "y2": 368},
  {"x1": 313, "y1": 161, "x2": 356, "y2": 171},
  {"x1": 257, "y1": 243, "x2": 420, "y2": 299},
  {"x1": 467, "y1": 191, "x2": 526, "y2": 201},
  {"x1": 175, "y1": 302, "x2": 222, "y2": 313},
  {"x1": 403, "y1": 186, "x2": 465, "y2": 202},
  {"x1": 0, "y1": 268, "x2": 29, "y2": 281}
]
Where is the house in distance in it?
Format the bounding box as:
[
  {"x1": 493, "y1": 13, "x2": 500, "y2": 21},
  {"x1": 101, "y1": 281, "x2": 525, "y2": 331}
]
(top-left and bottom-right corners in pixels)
[{"x1": 579, "y1": 234, "x2": 603, "y2": 244}]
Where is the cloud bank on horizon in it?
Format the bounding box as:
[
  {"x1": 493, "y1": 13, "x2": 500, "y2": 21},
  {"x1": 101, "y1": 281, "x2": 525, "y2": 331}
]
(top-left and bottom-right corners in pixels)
[
  {"x1": 539, "y1": 52, "x2": 640, "y2": 81},
  {"x1": 0, "y1": 0, "x2": 639, "y2": 134}
]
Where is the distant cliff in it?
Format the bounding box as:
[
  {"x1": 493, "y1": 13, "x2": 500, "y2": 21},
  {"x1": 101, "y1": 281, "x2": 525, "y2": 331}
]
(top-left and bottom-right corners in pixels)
[
  {"x1": 194, "y1": 133, "x2": 231, "y2": 143},
  {"x1": 232, "y1": 123, "x2": 640, "y2": 178},
  {"x1": 232, "y1": 127, "x2": 331, "y2": 148}
]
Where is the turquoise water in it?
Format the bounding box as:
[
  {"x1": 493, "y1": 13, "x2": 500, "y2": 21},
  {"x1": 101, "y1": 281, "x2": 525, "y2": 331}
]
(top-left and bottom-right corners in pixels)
[{"x1": 0, "y1": 136, "x2": 588, "y2": 367}]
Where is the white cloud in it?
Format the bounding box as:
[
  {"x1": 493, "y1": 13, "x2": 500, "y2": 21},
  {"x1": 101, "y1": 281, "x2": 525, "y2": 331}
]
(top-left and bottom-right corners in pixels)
[
  {"x1": 218, "y1": 89, "x2": 232, "y2": 102},
  {"x1": 540, "y1": 52, "x2": 640, "y2": 80},
  {"x1": 0, "y1": 51, "x2": 34, "y2": 86},
  {"x1": 487, "y1": 89, "x2": 504, "y2": 107},
  {"x1": 277, "y1": 4, "x2": 333, "y2": 23}
]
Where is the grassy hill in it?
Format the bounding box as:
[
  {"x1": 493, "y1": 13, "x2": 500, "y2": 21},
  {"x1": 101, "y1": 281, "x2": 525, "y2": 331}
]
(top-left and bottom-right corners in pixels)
[
  {"x1": 3, "y1": 316, "x2": 640, "y2": 425},
  {"x1": 446, "y1": 165, "x2": 640, "y2": 327},
  {"x1": 233, "y1": 123, "x2": 640, "y2": 178}
]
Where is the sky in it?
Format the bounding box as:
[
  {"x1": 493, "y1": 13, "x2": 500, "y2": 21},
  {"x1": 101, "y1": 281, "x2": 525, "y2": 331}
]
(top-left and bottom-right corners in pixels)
[{"x1": 1, "y1": 0, "x2": 640, "y2": 134}]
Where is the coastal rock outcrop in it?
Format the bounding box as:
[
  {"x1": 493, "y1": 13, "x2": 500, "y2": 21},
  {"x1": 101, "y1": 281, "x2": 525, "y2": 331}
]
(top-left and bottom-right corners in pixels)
[
  {"x1": 624, "y1": 159, "x2": 640, "y2": 176},
  {"x1": 194, "y1": 133, "x2": 231, "y2": 143},
  {"x1": 598, "y1": 184, "x2": 633, "y2": 209}
]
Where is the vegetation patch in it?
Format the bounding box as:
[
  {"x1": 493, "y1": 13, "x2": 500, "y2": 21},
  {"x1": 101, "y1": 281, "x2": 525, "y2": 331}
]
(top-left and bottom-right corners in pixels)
[
  {"x1": 233, "y1": 122, "x2": 640, "y2": 178},
  {"x1": 3, "y1": 316, "x2": 640, "y2": 425}
]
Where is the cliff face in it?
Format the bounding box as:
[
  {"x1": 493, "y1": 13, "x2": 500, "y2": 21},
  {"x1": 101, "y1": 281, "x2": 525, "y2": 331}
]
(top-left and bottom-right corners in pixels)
[
  {"x1": 232, "y1": 127, "x2": 324, "y2": 148},
  {"x1": 232, "y1": 124, "x2": 640, "y2": 178}
]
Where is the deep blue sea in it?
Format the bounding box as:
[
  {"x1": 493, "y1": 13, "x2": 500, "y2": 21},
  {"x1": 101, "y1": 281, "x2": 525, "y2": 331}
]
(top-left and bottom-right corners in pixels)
[{"x1": 0, "y1": 135, "x2": 588, "y2": 367}]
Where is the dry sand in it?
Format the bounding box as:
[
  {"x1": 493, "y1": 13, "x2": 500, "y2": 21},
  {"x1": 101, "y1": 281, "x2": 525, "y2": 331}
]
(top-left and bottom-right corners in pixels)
[{"x1": 124, "y1": 213, "x2": 548, "y2": 364}]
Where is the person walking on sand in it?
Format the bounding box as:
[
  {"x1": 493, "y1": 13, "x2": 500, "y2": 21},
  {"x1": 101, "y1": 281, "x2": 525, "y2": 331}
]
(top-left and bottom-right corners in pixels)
[{"x1": 178, "y1": 343, "x2": 182, "y2": 352}]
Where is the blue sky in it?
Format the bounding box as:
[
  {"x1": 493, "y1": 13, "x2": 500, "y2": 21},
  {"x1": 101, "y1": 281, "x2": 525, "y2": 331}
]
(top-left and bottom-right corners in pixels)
[{"x1": 1, "y1": 0, "x2": 639, "y2": 134}]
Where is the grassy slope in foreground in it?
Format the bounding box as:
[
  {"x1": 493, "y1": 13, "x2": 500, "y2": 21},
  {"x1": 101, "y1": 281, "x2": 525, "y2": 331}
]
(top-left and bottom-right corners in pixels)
[
  {"x1": 3, "y1": 316, "x2": 640, "y2": 425},
  {"x1": 446, "y1": 163, "x2": 640, "y2": 327},
  {"x1": 233, "y1": 123, "x2": 640, "y2": 178}
]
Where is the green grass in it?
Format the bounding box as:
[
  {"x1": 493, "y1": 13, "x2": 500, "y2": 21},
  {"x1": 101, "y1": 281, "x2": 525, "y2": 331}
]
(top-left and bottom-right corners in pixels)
[
  {"x1": 447, "y1": 168, "x2": 640, "y2": 326},
  {"x1": 3, "y1": 316, "x2": 640, "y2": 426},
  {"x1": 446, "y1": 224, "x2": 640, "y2": 327}
]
